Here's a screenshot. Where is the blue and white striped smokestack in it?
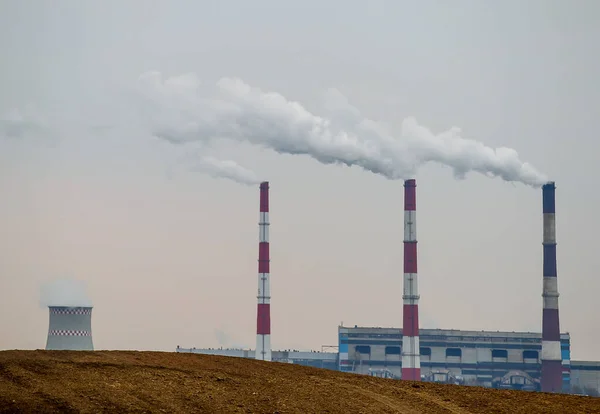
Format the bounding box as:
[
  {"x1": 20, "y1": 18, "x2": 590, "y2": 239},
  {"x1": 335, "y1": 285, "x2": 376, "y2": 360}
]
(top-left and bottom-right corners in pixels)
[{"x1": 541, "y1": 181, "x2": 562, "y2": 392}]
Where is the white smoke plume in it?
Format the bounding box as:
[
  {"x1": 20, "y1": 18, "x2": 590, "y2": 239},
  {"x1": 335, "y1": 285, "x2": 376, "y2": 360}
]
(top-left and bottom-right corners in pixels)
[
  {"x1": 40, "y1": 279, "x2": 93, "y2": 308},
  {"x1": 192, "y1": 156, "x2": 260, "y2": 186},
  {"x1": 213, "y1": 328, "x2": 249, "y2": 349},
  {"x1": 135, "y1": 71, "x2": 548, "y2": 187},
  {"x1": 164, "y1": 146, "x2": 260, "y2": 186},
  {"x1": 214, "y1": 328, "x2": 231, "y2": 347}
]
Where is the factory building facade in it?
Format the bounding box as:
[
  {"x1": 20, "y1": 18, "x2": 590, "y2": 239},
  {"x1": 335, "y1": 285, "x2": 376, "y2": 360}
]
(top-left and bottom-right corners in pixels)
[
  {"x1": 338, "y1": 326, "x2": 571, "y2": 391},
  {"x1": 570, "y1": 361, "x2": 600, "y2": 396},
  {"x1": 176, "y1": 347, "x2": 338, "y2": 371},
  {"x1": 177, "y1": 325, "x2": 600, "y2": 395}
]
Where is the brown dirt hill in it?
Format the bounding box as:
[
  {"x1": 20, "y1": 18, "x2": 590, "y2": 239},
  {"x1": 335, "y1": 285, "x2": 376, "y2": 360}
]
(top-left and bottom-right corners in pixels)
[{"x1": 0, "y1": 350, "x2": 598, "y2": 414}]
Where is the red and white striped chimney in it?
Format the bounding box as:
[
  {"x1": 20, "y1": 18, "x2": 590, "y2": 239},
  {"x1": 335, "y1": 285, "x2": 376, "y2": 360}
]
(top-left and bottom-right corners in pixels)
[
  {"x1": 402, "y1": 179, "x2": 420, "y2": 381},
  {"x1": 255, "y1": 181, "x2": 271, "y2": 361}
]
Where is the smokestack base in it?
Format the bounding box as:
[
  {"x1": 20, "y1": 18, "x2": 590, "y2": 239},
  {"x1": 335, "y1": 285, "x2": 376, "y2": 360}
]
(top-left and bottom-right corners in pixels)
[{"x1": 541, "y1": 360, "x2": 563, "y2": 392}]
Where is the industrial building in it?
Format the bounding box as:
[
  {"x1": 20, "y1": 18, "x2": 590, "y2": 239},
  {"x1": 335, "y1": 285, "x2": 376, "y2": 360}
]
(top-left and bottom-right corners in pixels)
[
  {"x1": 176, "y1": 346, "x2": 338, "y2": 371},
  {"x1": 340, "y1": 326, "x2": 600, "y2": 394},
  {"x1": 571, "y1": 361, "x2": 600, "y2": 395},
  {"x1": 177, "y1": 324, "x2": 600, "y2": 395},
  {"x1": 338, "y1": 326, "x2": 570, "y2": 391},
  {"x1": 45, "y1": 306, "x2": 94, "y2": 351},
  {"x1": 176, "y1": 180, "x2": 600, "y2": 395}
]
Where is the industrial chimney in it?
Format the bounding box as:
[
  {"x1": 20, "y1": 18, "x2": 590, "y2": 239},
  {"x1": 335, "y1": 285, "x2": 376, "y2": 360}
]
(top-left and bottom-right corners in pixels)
[
  {"x1": 255, "y1": 181, "x2": 271, "y2": 361},
  {"x1": 45, "y1": 306, "x2": 94, "y2": 351},
  {"x1": 541, "y1": 181, "x2": 562, "y2": 392},
  {"x1": 401, "y1": 178, "x2": 420, "y2": 381}
]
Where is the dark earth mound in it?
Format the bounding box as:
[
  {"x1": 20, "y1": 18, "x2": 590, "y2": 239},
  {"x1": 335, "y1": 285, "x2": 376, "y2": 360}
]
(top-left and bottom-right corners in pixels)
[{"x1": 0, "y1": 350, "x2": 599, "y2": 413}]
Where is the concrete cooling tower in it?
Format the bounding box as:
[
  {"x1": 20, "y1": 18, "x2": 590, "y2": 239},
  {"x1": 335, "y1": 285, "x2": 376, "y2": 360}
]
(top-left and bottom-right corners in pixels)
[{"x1": 45, "y1": 306, "x2": 94, "y2": 350}]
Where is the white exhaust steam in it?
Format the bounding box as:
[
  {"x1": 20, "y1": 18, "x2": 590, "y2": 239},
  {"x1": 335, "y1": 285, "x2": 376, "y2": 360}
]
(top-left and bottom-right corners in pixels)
[
  {"x1": 134, "y1": 71, "x2": 547, "y2": 188},
  {"x1": 192, "y1": 156, "x2": 260, "y2": 186},
  {"x1": 40, "y1": 279, "x2": 92, "y2": 308}
]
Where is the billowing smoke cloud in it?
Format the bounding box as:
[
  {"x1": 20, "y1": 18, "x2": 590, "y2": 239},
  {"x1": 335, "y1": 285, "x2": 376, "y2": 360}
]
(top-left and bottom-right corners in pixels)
[
  {"x1": 135, "y1": 71, "x2": 548, "y2": 187},
  {"x1": 40, "y1": 279, "x2": 93, "y2": 308}
]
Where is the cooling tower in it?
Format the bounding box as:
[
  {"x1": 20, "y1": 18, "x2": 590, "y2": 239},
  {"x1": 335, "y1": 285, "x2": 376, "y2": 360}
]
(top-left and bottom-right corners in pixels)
[
  {"x1": 256, "y1": 181, "x2": 272, "y2": 361},
  {"x1": 541, "y1": 181, "x2": 562, "y2": 392},
  {"x1": 401, "y1": 178, "x2": 421, "y2": 380},
  {"x1": 45, "y1": 306, "x2": 94, "y2": 350}
]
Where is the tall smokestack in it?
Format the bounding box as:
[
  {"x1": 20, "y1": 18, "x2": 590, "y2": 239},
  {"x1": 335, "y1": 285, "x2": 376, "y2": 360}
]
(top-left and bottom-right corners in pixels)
[
  {"x1": 45, "y1": 306, "x2": 94, "y2": 350},
  {"x1": 541, "y1": 181, "x2": 562, "y2": 392},
  {"x1": 255, "y1": 181, "x2": 271, "y2": 361},
  {"x1": 401, "y1": 179, "x2": 420, "y2": 381}
]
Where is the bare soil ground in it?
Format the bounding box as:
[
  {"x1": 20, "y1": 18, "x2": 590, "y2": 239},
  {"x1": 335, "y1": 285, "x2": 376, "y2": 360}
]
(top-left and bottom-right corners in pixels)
[{"x1": 0, "y1": 350, "x2": 598, "y2": 413}]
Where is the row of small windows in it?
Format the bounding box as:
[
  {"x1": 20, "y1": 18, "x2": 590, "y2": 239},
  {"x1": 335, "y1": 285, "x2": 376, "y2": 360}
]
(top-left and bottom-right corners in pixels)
[
  {"x1": 355, "y1": 345, "x2": 539, "y2": 360},
  {"x1": 344, "y1": 333, "x2": 549, "y2": 344}
]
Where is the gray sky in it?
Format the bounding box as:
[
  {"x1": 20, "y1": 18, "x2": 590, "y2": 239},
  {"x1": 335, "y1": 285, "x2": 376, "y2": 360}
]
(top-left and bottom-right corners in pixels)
[{"x1": 1, "y1": 0, "x2": 599, "y2": 360}]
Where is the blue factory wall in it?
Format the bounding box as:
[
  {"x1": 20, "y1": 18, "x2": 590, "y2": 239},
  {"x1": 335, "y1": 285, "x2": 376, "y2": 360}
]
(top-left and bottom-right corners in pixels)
[
  {"x1": 338, "y1": 326, "x2": 571, "y2": 390},
  {"x1": 178, "y1": 326, "x2": 600, "y2": 394}
]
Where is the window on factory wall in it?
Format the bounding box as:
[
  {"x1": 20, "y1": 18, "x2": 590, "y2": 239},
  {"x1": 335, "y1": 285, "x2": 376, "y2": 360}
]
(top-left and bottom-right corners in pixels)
[
  {"x1": 523, "y1": 350, "x2": 539, "y2": 360},
  {"x1": 491, "y1": 349, "x2": 508, "y2": 359},
  {"x1": 420, "y1": 347, "x2": 432, "y2": 361},
  {"x1": 355, "y1": 345, "x2": 371, "y2": 355},
  {"x1": 385, "y1": 346, "x2": 401, "y2": 355},
  {"x1": 446, "y1": 348, "x2": 462, "y2": 358}
]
